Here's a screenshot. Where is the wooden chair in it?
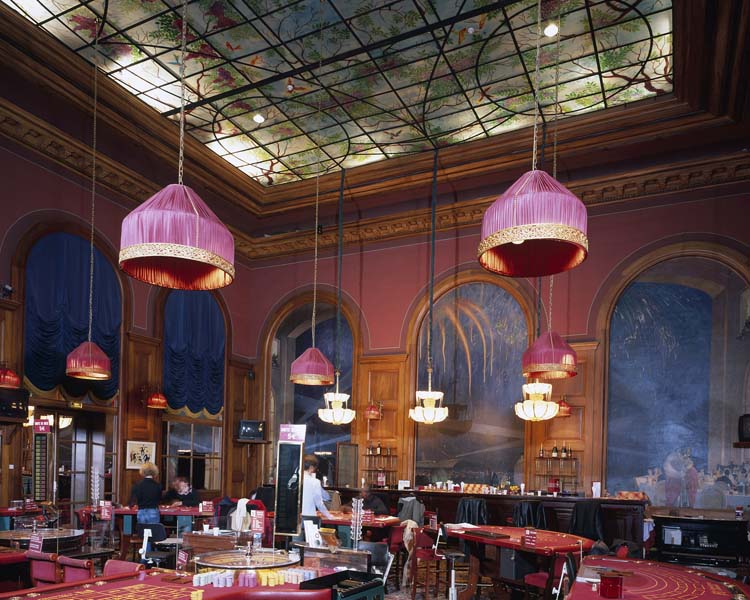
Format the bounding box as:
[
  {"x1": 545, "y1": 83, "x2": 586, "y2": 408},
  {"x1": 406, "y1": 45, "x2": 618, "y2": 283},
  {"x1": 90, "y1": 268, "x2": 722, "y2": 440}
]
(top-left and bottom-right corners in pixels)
[
  {"x1": 24, "y1": 550, "x2": 61, "y2": 587},
  {"x1": 387, "y1": 523, "x2": 407, "y2": 590},
  {"x1": 409, "y1": 527, "x2": 447, "y2": 600},
  {"x1": 58, "y1": 555, "x2": 94, "y2": 583},
  {"x1": 102, "y1": 559, "x2": 145, "y2": 577}
]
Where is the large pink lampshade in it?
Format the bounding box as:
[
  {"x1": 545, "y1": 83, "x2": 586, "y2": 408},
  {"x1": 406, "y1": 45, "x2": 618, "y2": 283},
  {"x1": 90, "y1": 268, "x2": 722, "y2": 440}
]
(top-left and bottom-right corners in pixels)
[
  {"x1": 66, "y1": 341, "x2": 111, "y2": 380},
  {"x1": 522, "y1": 331, "x2": 577, "y2": 379},
  {"x1": 290, "y1": 347, "x2": 334, "y2": 385},
  {"x1": 478, "y1": 170, "x2": 588, "y2": 277},
  {"x1": 0, "y1": 367, "x2": 21, "y2": 389},
  {"x1": 119, "y1": 184, "x2": 235, "y2": 290}
]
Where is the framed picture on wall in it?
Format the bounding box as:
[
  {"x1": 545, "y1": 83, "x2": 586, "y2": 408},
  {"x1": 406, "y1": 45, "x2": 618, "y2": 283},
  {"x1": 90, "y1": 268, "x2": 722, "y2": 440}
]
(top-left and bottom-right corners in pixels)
[{"x1": 125, "y1": 441, "x2": 156, "y2": 469}]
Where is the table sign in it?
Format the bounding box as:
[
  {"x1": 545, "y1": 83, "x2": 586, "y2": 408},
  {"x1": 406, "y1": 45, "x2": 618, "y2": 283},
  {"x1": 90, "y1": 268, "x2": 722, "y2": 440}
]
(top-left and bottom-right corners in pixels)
[
  {"x1": 523, "y1": 527, "x2": 537, "y2": 547},
  {"x1": 249, "y1": 510, "x2": 264, "y2": 533},
  {"x1": 99, "y1": 500, "x2": 112, "y2": 520},
  {"x1": 33, "y1": 419, "x2": 50, "y2": 433},
  {"x1": 177, "y1": 549, "x2": 189, "y2": 570},
  {"x1": 29, "y1": 533, "x2": 43, "y2": 552},
  {"x1": 279, "y1": 424, "x2": 306, "y2": 442},
  {"x1": 429, "y1": 514, "x2": 438, "y2": 530},
  {"x1": 199, "y1": 500, "x2": 214, "y2": 513}
]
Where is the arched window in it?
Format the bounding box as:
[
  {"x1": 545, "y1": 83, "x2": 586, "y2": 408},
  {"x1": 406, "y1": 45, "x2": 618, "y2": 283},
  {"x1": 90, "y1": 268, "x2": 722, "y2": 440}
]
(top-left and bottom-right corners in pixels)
[
  {"x1": 415, "y1": 281, "x2": 528, "y2": 487},
  {"x1": 270, "y1": 301, "x2": 354, "y2": 484},
  {"x1": 607, "y1": 257, "x2": 750, "y2": 508},
  {"x1": 24, "y1": 231, "x2": 121, "y2": 399},
  {"x1": 163, "y1": 290, "x2": 225, "y2": 416},
  {"x1": 162, "y1": 290, "x2": 225, "y2": 492}
]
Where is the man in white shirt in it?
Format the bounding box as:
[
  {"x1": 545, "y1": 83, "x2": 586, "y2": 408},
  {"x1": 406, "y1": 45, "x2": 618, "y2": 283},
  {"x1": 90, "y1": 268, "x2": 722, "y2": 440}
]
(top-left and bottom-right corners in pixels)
[{"x1": 301, "y1": 454, "x2": 333, "y2": 519}]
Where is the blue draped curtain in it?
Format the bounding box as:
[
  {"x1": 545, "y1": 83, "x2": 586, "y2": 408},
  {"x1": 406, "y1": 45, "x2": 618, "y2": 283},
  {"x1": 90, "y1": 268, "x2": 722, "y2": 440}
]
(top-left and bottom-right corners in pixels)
[
  {"x1": 163, "y1": 291, "x2": 225, "y2": 415},
  {"x1": 24, "y1": 232, "x2": 121, "y2": 399}
]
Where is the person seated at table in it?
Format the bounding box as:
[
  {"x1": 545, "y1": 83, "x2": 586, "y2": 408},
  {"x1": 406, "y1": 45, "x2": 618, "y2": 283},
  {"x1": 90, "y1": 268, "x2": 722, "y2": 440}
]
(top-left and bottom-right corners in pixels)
[
  {"x1": 162, "y1": 476, "x2": 199, "y2": 507},
  {"x1": 341, "y1": 484, "x2": 390, "y2": 515},
  {"x1": 129, "y1": 462, "x2": 161, "y2": 525}
]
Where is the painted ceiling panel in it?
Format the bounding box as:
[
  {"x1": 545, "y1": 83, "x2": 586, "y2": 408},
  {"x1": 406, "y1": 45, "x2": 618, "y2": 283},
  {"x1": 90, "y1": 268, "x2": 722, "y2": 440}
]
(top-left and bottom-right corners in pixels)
[{"x1": 3, "y1": 0, "x2": 673, "y2": 186}]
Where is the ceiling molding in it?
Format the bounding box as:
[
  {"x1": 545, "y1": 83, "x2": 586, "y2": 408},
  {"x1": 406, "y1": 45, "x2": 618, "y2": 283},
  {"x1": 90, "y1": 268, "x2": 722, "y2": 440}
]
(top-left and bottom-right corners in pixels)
[{"x1": 2, "y1": 94, "x2": 748, "y2": 263}]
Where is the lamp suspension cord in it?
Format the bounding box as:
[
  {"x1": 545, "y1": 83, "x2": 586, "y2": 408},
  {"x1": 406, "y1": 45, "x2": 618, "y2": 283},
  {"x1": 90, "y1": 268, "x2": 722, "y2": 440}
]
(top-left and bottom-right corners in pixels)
[
  {"x1": 334, "y1": 168, "x2": 345, "y2": 378},
  {"x1": 530, "y1": 0, "x2": 543, "y2": 171},
  {"x1": 87, "y1": 24, "x2": 100, "y2": 344},
  {"x1": 177, "y1": 0, "x2": 187, "y2": 185},
  {"x1": 310, "y1": 0, "x2": 325, "y2": 349},
  {"x1": 427, "y1": 149, "x2": 438, "y2": 385},
  {"x1": 552, "y1": 2, "x2": 562, "y2": 179}
]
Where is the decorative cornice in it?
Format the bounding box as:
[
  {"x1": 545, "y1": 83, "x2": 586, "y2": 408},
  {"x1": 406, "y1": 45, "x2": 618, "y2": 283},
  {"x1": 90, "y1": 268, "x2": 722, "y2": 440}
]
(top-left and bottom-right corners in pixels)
[{"x1": 1, "y1": 98, "x2": 748, "y2": 262}]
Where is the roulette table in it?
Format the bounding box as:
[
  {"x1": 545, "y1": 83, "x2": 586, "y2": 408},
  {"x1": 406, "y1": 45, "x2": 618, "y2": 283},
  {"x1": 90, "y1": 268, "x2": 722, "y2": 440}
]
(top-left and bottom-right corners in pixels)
[
  {"x1": 0, "y1": 529, "x2": 84, "y2": 553},
  {"x1": 194, "y1": 548, "x2": 299, "y2": 570},
  {"x1": 569, "y1": 556, "x2": 750, "y2": 600},
  {"x1": 0, "y1": 569, "x2": 331, "y2": 600}
]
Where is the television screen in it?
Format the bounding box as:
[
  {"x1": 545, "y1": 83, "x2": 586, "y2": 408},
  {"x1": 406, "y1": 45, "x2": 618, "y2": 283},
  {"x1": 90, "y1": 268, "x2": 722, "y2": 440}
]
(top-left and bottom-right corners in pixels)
[{"x1": 238, "y1": 420, "x2": 266, "y2": 441}]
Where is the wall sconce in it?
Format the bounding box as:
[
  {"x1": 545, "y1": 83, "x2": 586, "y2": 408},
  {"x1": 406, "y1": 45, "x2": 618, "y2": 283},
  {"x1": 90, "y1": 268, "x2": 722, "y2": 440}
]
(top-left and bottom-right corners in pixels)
[
  {"x1": 140, "y1": 385, "x2": 167, "y2": 409},
  {"x1": 365, "y1": 400, "x2": 383, "y2": 420}
]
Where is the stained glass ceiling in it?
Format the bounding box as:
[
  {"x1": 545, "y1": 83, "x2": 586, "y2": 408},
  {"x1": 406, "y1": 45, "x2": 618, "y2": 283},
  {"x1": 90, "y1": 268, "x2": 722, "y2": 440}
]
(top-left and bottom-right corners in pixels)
[{"x1": 3, "y1": 0, "x2": 672, "y2": 186}]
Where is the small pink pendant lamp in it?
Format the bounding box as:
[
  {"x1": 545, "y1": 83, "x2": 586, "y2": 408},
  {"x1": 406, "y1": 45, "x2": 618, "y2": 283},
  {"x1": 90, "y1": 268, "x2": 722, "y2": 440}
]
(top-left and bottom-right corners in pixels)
[
  {"x1": 119, "y1": 2, "x2": 234, "y2": 290},
  {"x1": 66, "y1": 29, "x2": 110, "y2": 381}
]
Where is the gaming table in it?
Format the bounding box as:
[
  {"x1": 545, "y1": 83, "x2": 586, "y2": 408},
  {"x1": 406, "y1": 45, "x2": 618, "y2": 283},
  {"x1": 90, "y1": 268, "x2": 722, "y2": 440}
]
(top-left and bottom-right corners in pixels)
[
  {"x1": 449, "y1": 525, "x2": 594, "y2": 600},
  {"x1": 0, "y1": 569, "x2": 332, "y2": 600},
  {"x1": 568, "y1": 556, "x2": 750, "y2": 600},
  {"x1": 194, "y1": 548, "x2": 299, "y2": 570},
  {"x1": 320, "y1": 511, "x2": 400, "y2": 547},
  {"x1": 0, "y1": 528, "x2": 84, "y2": 553}
]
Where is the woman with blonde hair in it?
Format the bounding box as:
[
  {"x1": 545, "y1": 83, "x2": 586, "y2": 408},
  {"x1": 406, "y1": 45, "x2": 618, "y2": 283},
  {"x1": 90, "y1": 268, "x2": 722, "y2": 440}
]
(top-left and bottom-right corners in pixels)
[{"x1": 129, "y1": 462, "x2": 162, "y2": 524}]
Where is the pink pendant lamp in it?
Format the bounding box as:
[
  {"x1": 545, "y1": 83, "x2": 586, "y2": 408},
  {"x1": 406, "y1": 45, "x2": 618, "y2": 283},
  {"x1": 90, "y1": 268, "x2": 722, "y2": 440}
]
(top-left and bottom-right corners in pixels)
[
  {"x1": 66, "y1": 29, "x2": 111, "y2": 382},
  {"x1": 119, "y1": 2, "x2": 234, "y2": 291},
  {"x1": 477, "y1": 0, "x2": 587, "y2": 279},
  {"x1": 289, "y1": 58, "x2": 333, "y2": 386},
  {"x1": 522, "y1": 330, "x2": 577, "y2": 379}
]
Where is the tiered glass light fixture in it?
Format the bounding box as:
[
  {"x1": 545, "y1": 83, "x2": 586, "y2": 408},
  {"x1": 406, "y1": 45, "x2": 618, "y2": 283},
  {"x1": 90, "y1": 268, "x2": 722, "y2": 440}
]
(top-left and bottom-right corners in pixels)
[
  {"x1": 410, "y1": 150, "x2": 447, "y2": 426},
  {"x1": 514, "y1": 381, "x2": 558, "y2": 421},
  {"x1": 477, "y1": 0, "x2": 588, "y2": 279},
  {"x1": 119, "y1": 1, "x2": 235, "y2": 290},
  {"x1": 318, "y1": 171, "x2": 354, "y2": 426},
  {"x1": 290, "y1": 6, "x2": 334, "y2": 386},
  {"x1": 66, "y1": 26, "x2": 111, "y2": 381}
]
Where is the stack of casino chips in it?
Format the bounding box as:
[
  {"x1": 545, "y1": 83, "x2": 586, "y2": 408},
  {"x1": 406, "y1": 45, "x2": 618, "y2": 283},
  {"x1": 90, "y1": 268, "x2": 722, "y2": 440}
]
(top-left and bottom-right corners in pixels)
[{"x1": 362, "y1": 509, "x2": 374, "y2": 521}]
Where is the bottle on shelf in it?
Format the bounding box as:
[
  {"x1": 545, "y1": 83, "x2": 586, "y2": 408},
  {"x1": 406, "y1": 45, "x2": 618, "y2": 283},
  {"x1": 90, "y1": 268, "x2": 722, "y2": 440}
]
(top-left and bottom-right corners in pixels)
[
  {"x1": 376, "y1": 441, "x2": 382, "y2": 455},
  {"x1": 551, "y1": 442, "x2": 559, "y2": 458},
  {"x1": 561, "y1": 442, "x2": 568, "y2": 458},
  {"x1": 538, "y1": 445, "x2": 545, "y2": 458},
  {"x1": 367, "y1": 444, "x2": 373, "y2": 455}
]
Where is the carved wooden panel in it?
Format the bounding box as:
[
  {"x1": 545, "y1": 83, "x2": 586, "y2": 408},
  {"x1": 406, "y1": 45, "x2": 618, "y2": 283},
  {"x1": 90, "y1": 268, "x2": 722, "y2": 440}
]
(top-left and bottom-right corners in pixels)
[
  {"x1": 527, "y1": 342, "x2": 599, "y2": 495},
  {"x1": 225, "y1": 359, "x2": 261, "y2": 497},
  {"x1": 354, "y1": 355, "x2": 410, "y2": 485}
]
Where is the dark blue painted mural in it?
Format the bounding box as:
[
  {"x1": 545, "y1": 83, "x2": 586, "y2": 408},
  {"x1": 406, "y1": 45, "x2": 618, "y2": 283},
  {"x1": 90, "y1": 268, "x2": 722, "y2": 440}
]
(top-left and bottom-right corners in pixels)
[
  {"x1": 415, "y1": 282, "x2": 528, "y2": 486},
  {"x1": 607, "y1": 282, "x2": 711, "y2": 504}
]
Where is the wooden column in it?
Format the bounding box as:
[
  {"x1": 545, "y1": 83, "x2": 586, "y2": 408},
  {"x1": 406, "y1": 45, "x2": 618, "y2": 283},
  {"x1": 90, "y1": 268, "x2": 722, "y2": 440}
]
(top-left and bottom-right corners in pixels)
[
  {"x1": 353, "y1": 355, "x2": 412, "y2": 487},
  {"x1": 119, "y1": 332, "x2": 162, "y2": 502},
  {"x1": 0, "y1": 298, "x2": 23, "y2": 505},
  {"x1": 526, "y1": 341, "x2": 601, "y2": 495},
  {"x1": 224, "y1": 359, "x2": 263, "y2": 497}
]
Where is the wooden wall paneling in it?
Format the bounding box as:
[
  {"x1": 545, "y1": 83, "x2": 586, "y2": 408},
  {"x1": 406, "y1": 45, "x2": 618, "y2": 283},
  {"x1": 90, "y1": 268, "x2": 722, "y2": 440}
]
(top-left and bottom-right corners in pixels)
[
  {"x1": 354, "y1": 355, "x2": 411, "y2": 487},
  {"x1": 225, "y1": 359, "x2": 262, "y2": 497},
  {"x1": 119, "y1": 333, "x2": 162, "y2": 503},
  {"x1": 527, "y1": 341, "x2": 599, "y2": 495},
  {"x1": 0, "y1": 299, "x2": 23, "y2": 504}
]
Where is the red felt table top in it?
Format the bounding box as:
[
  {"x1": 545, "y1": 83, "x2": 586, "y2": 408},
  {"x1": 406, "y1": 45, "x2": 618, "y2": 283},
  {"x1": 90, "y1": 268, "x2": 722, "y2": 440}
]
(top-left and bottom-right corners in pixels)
[
  {"x1": 449, "y1": 525, "x2": 594, "y2": 556},
  {"x1": 568, "y1": 556, "x2": 750, "y2": 600},
  {"x1": 0, "y1": 508, "x2": 41, "y2": 516},
  {"x1": 112, "y1": 507, "x2": 213, "y2": 517},
  {"x1": 321, "y1": 512, "x2": 400, "y2": 528},
  {"x1": 0, "y1": 570, "x2": 328, "y2": 599}
]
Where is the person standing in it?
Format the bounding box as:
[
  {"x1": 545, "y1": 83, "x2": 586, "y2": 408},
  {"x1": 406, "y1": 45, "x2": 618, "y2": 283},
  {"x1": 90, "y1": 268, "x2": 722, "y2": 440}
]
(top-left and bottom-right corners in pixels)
[
  {"x1": 301, "y1": 455, "x2": 332, "y2": 519},
  {"x1": 129, "y1": 462, "x2": 162, "y2": 524}
]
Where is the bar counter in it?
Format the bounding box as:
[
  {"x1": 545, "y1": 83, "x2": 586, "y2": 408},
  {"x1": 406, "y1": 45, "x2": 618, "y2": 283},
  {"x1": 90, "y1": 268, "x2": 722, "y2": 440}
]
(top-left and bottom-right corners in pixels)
[{"x1": 333, "y1": 487, "x2": 647, "y2": 548}]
